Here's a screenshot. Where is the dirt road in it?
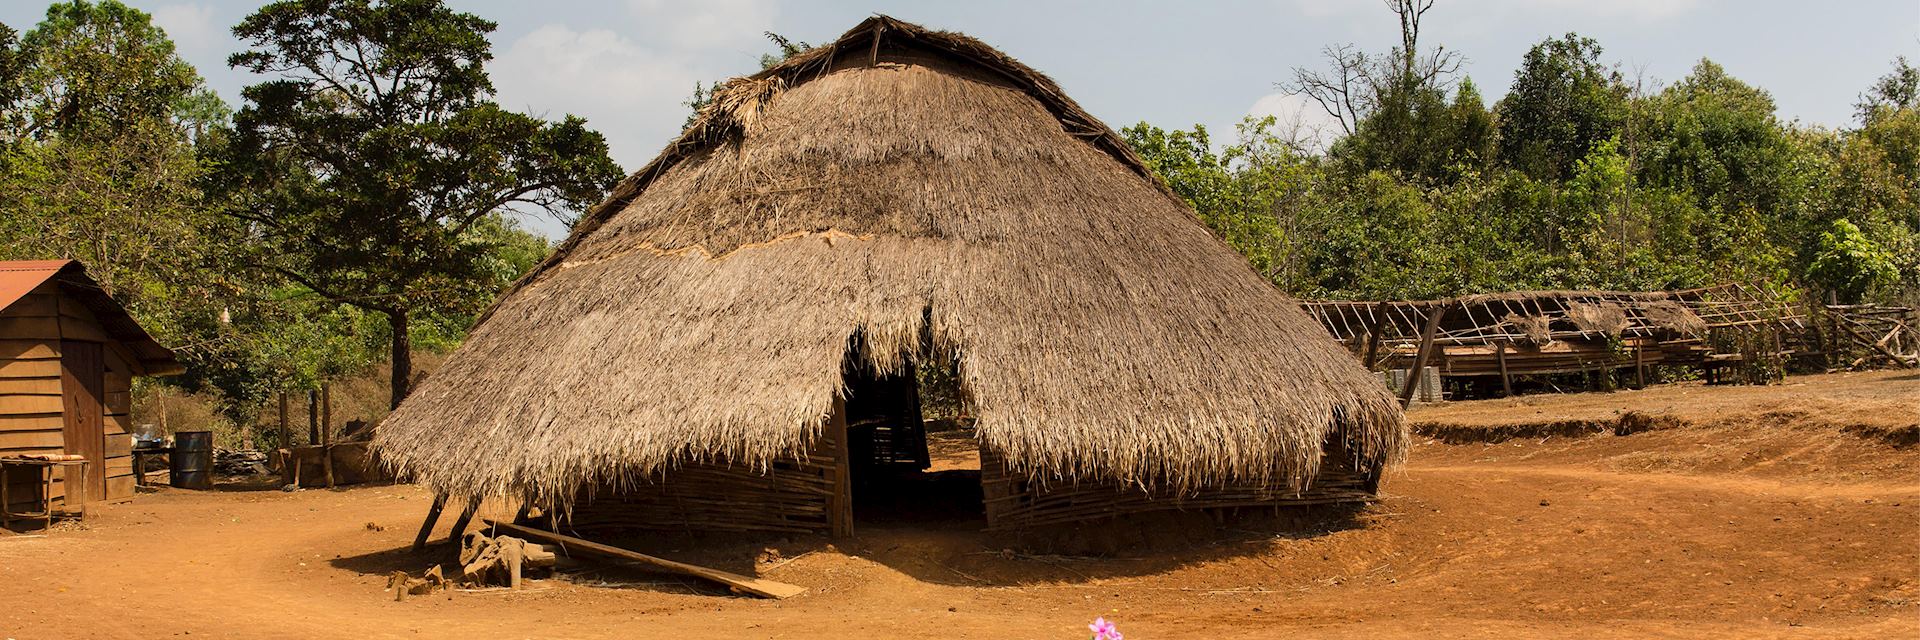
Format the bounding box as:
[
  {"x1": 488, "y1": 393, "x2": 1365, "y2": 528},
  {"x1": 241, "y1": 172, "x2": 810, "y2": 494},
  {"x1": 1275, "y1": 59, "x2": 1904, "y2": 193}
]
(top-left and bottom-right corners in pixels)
[{"x1": 2, "y1": 372, "x2": 1915, "y2": 639}]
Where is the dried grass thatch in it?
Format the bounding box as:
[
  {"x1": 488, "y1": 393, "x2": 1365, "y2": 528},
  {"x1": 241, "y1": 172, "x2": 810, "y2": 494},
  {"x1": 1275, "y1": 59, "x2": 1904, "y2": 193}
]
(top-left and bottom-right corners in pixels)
[
  {"x1": 1641, "y1": 300, "x2": 1708, "y2": 336},
  {"x1": 1504, "y1": 314, "x2": 1555, "y2": 345},
  {"x1": 1567, "y1": 302, "x2": 1631, "y2": 336},
  {"x1": 374, "y1": 16, "x2": 1407, "y2": 507}
]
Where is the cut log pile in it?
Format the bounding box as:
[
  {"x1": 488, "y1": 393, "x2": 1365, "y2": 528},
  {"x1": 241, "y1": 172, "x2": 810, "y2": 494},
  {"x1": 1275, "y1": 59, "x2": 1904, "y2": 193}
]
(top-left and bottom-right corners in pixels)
[{"x1": 458, "y1": 530, "x2": 556, "y2": 590}]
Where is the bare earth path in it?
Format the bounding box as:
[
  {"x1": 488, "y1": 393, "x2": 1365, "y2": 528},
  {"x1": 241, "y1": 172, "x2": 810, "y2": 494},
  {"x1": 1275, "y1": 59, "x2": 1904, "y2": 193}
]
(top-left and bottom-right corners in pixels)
[{"x1": 2, "y1": 371, "x2": 1915, "y2": 639}]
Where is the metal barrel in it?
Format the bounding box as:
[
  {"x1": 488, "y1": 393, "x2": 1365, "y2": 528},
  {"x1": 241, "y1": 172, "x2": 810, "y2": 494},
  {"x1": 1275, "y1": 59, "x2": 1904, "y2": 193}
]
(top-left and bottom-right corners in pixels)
[{"x1": 169, "y1": 431, "x2": 214, "y2": 490}]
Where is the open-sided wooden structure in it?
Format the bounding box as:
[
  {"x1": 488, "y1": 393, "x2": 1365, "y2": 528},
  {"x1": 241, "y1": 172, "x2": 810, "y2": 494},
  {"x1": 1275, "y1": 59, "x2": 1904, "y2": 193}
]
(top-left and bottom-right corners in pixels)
[
  {"x1": 0, "y1": 260, "x2": 182, "y2": 516},
  {"x1": 376, "y1": 17, "x2": 1407, "y2": 537},
  {"x1": 1304, "y1": 283, "x2": 1805, "y2": 396}
]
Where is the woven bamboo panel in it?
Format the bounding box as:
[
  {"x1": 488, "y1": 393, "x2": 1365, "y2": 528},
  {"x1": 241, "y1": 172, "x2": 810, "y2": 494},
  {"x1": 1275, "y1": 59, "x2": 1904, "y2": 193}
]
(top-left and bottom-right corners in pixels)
[
  {"x1": 981, "y1": 446, "x2": 1377, "y2": 531},
  {"x1": 565, "y1": 434, "x2": 840, "y2": 535}
]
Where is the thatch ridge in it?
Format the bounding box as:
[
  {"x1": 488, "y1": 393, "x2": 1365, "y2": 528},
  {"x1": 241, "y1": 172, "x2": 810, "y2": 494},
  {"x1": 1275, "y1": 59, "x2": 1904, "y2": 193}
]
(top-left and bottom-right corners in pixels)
[{"x1": 375, "y1": 15, "x2": 1406, "y2": 507}]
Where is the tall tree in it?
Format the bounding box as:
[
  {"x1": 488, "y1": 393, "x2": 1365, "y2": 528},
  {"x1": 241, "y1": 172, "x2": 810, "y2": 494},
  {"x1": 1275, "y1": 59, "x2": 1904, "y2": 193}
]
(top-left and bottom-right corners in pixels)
[
  {"x1": 1855, "y1": 56, "x2": 1918, "y2": 125},
  {"x1": 1496, "y1": 34, "x2": 1628, "y2": 181},
  {"x1": 0, "y1": 0, "x2": 216, "y2": 317},
  {"x1": 216, "y1": 0, "x2": 621, "y2": 409}
]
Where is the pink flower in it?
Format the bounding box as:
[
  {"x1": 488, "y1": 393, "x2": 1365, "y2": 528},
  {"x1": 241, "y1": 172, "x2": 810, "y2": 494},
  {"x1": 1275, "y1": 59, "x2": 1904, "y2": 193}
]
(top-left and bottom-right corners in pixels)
[{"x1": 1088, "y1": 617, "x2": 1122, "y2": 640}]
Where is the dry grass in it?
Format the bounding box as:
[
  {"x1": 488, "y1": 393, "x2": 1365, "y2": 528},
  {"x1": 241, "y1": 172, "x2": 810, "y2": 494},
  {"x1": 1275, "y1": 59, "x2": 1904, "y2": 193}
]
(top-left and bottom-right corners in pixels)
[{"x1": 375, "y1": 16, "x2": 1407, "y2": 507}]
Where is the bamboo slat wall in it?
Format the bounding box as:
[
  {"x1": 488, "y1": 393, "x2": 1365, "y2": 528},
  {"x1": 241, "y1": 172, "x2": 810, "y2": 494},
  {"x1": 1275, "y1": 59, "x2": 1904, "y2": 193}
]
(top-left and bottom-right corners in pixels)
[
  {"x1": 564, "y1": 429, "x2": 843, "y2": 536},
  {"x1": 980, "y1": 446, "x2": 1378, "y2": 531}
]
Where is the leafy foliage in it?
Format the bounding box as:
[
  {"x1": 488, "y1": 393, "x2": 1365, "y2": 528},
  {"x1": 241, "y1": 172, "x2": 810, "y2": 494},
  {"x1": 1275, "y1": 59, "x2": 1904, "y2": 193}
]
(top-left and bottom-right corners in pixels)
[
  {"x1": 1809, "y1": 219, "x2": 1898, "y2": 304},
  {"x1": 214, "y1": 0, "x2": 622, "y2": 408}
]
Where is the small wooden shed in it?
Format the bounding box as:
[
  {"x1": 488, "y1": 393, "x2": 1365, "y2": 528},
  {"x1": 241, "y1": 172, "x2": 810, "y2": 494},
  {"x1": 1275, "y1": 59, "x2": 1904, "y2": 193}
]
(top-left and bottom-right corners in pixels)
[{"x1": 0, "y1": 260, "x2": 182, "y2": 511}]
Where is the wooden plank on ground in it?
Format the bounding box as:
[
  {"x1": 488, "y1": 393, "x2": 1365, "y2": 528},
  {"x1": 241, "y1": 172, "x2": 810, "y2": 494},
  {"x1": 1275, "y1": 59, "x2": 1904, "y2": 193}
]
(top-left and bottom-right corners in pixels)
[{"x1": 480, "y1": 519, "x2": 807, "y2": 599}]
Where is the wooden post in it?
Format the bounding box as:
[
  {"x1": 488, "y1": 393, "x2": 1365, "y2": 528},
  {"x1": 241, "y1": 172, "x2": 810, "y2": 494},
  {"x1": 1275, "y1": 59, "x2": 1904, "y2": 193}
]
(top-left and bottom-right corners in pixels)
[
  {"x1": 1633, "y1": 340, "x2": 1647, "y2": 388},
  {"x1": 1400, "y1": 302, "x2": 1449, "y2": 408},
  {"x1": 1496, "y1": 341, "x2": 1513, "y2": 397},
  {"x1": 306, "y1": 389, "x2": 319, "y2": 445},
  {"x1": 826, "y1": 396, "x2": 854, "y2": 538},
  {"x1": 277, "y1": 391, "x2": 289, "y2": 457},
  {"x1": 412, "y1": 492, "x2": 448, "y2": 552},
  {"x1": 445, "y1": 494, "x2": 482, "y2": 546},
  {"x1": 1361, "y1": 302, "x2": 1389, "y2": 371},
  {"x1": 320, "y1": 383, "x2": 335, "y2": 488}
]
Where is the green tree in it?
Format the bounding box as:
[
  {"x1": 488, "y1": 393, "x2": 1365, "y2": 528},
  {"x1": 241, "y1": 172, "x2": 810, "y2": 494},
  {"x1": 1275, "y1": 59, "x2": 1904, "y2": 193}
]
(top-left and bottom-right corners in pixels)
[
  {"x1": 1497, "y1": 34, "x2": 1628, "y2": 181},
  {"x1": 0, "y1": 0, "x2": 219, "y2": 335},
  {"x1": 1855, "y1": 56, "x2": 1918, "y2": 125},
  {"x1": 1809, "y1": 219, "x2": 1898, "y2": 303},
  {"x1": 215, "y1": 0, "x2": 621, "y2": 409}
]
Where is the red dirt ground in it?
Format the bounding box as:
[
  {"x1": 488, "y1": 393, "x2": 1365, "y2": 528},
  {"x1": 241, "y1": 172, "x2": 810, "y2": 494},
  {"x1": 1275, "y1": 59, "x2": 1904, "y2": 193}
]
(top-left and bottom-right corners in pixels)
[{"x1": 2, "y1": 371, "x2": 1915, "y2": 639}]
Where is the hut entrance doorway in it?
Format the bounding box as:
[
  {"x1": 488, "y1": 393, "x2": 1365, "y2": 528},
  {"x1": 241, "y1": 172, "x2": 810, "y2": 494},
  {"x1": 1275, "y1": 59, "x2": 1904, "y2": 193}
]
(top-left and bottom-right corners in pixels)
[{"x1": 840, "y1": 354, "x2": 984, "y2": 529}]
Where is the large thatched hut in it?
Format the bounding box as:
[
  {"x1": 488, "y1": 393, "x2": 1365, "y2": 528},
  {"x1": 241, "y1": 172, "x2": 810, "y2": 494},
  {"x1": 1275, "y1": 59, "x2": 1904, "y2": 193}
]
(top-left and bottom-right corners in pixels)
[{"x1": 376, "y1": 16, "x2": 1406, "y2": 536}]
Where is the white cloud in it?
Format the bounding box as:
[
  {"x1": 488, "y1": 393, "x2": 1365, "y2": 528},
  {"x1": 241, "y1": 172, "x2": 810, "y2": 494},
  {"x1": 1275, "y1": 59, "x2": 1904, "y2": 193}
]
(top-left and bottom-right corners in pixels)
[
  {"x1": 1290, "y1": 0, "x2": 1706, "y2": 24},
  {"x1": 1449, "y1": 0, "x2": 1705, "y2": 22},
  {"x1": 1243, "y1": 92, "x2": 1346, "y2": 152},
  {"x1": 150, "y1": 3, "x2": 217, "y2": 53},
  {"x1": 625, "y1": 0, "x2": 779, "y2": 50},
  {"x1": 492, "y1": 24, "x2": 709, "y2": 171}
]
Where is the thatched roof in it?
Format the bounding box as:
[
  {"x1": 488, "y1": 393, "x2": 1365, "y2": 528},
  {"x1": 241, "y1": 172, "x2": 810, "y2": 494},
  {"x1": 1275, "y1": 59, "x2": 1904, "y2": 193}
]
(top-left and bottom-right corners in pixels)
[{"x1": 375, "y1": 16, "x2": 1406, "y2": 505}]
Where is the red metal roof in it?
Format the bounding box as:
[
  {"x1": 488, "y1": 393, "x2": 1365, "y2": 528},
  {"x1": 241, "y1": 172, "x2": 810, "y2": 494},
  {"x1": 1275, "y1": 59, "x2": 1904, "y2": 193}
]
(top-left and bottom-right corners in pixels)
[
  {"x1": 0, "y1": 259, "x2": 183, "y2": 375},
  {"x1": 0, "y1": 259, "x2": 74, "y2": 314}
]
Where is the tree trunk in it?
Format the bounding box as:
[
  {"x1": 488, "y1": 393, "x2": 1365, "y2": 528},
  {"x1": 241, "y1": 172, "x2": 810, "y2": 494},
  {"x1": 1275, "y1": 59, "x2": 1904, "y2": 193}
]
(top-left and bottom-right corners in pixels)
[{"x1": 389, "y1": 309, "x2": 412, "y2": 410}]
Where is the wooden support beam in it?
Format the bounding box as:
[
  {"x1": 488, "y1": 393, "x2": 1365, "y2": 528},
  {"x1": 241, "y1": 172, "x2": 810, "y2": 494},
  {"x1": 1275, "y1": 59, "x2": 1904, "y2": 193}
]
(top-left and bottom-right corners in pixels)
[
  {"x1": 1362, "y1": 301, "x2": 1388, "y2": 371},
  {"x1": 411, "y1": 492, "x2": 448, "y2": 552},
  {"x1": 445, "y1": 494, "x2": 482, "y2": 546},
  {"x1": 1634, "y1": 341, "x2": 1647, "y2": 388},
  {"x1": 481, "y1": 519, "x2": 807, "y2": 599},
  {"x1": 826, "y1": 396, "x2": 853, "y2": 538},
  {"x1": 1496, "y1": 341, "x2": 1513, "y2": 397},
  {"x1": 1400, "y1": 301, "x2": 1450, "y2": 408}
]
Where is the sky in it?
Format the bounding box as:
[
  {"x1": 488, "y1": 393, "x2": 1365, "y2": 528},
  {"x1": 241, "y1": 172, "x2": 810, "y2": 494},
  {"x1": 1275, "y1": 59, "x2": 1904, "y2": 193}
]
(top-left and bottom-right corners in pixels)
[{"x1": 4, "y1": 0, "x2": 1916, "y2": 237}]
